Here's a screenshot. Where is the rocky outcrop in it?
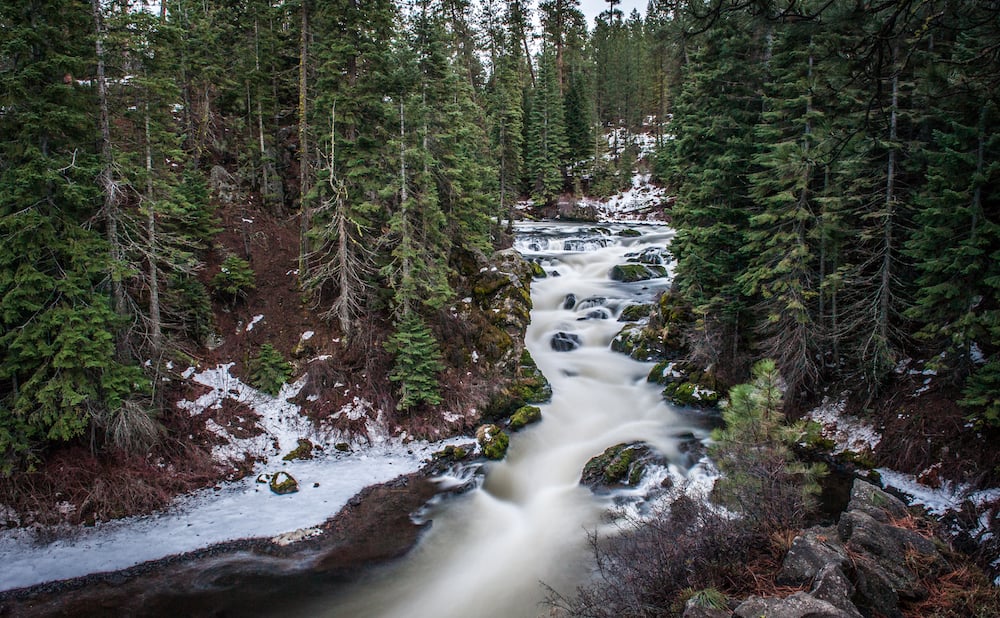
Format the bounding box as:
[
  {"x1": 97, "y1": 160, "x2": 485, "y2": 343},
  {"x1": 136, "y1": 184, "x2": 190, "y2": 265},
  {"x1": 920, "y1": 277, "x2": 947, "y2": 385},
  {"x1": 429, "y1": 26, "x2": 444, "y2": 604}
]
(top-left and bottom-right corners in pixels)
[{"x1": 720, "y1": 479, "x2": 948, "y2": 618}]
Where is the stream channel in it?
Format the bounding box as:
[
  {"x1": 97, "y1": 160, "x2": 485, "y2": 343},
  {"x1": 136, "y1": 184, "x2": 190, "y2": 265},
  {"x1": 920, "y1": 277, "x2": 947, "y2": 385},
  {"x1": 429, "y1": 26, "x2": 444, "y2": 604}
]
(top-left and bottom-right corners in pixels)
[{"x1": 269, "y1": 221, "x2": 715, "y2": 617}]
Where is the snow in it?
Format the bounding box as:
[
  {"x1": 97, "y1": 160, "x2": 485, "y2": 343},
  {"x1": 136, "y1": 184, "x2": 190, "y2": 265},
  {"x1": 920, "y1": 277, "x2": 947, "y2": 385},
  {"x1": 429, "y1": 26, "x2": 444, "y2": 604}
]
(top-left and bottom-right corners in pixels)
[
  {"x1": 0, "y1": 364, "x2": 471, "y2": 592},
  {"x1": 300, "y1": 330, "x2": 315, "y2": 341},
  {"x1": 581, "y1": 173, "x2": 671, "y2": 221},
  {"x1": 805, "y1": 396, "x2": 882, "y2": 454},
  {"x1": 0, "y1": 441, "x2": 458, "y2": 592},
  {"x1": 245, "y1": 314, "x2": 264, "y2": 332},
  {"x1": 877, "y1": 468, "x2": 1000, "y2": 517}
]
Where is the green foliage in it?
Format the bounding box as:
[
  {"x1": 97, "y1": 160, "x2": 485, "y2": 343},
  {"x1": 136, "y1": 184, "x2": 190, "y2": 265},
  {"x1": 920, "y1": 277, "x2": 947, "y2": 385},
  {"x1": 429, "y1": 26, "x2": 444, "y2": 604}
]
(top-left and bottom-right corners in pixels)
[
  {"x1": 710, "y1": 360, "x2": 826, "y2": 530},
  {"x1": 249, "y1": 344, "x2": 293, "y2": 396},
  {"x1": 211, "y1": 256, "x2": 256, "y2": 300},
  {"x1": 385, "y1": 313, "x2": 445, "y2": 411},
  {"x1": 961, "y1": 360, "x2": 1000, "y2": 428},
  {"x1": 167, "y1": 275, "x2": 215, "y2": 344}
]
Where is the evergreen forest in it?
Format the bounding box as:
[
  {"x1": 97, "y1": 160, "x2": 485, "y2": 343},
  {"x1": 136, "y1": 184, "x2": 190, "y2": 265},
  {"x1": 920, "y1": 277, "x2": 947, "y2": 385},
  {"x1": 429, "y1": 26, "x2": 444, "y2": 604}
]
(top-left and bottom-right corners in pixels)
[{"x1": 1, "y1": 0, "x2": 998, "y2": 488}]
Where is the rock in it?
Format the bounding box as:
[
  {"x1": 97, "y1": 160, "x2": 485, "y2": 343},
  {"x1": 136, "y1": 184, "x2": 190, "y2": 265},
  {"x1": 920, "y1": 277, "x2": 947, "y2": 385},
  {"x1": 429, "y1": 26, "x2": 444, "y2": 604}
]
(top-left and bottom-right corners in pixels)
[
  {"x1": 810, "y1": 564, "x2": 863, "y2": 618},
  {"x1": 609, "y1": 263, "x2": 668, "y2": 282},
  {"x1": 529, "y1": 261, "x2": 547, "y2": 279},
  {"x1": 846, "y1": 479, "x2": 908, "y2": 522},
  {"x1": 735, "y1": 592, "x2": 857, "y2": 618},
  {"x1": 269, "y1": 471, "x2": 298, "y2": 495},
  {"x1": 617, "y1": 228, "x2": 642, "y2": 237},
  {"x1": 778, "y1": 525, "x2": 848, "y2": 584},
  {"x1": 662, "y1": 381, "x2": 719, "y2": 408},
  {"x1": 837, "y1": 509, "x2": 945, "y2": 604},
  {"x1": 432, "y1": 444, "x2": 470, "y2": 461},
  {"x1": 618, "y1": 303, "x2": 653, "y2": 322},
  {"x1": 476, "y1": 424, "x2": 510, "y2": 460},
  {"x1": 282, "y1": 438, "x2": 314, "y2": 461},
  {"x1": 574, "y1": 296, "x2": 607, "y2": 311},
  {"x1": 509, "y1": 405, "x2": 542, "y2": 431},
  {"x1": 484, "y1": 349, "x2": 552, "y2": 420},
  {"x1": 335, "y1": 442, "x2": 351, "y2": 452},
  {"x1": 551, "y1": 331, "x2": 582, "y2": 351},
  {"x1": 581, "y1": 443, "x2": 666, "y2": 489},
  {"x1": 577, "y1": 309, "x2": 611, "y2": 321},
  {"x1": 562, "y1": 293, "x2": 577, "y2": 310},
  {"x1": 610, "y1": 324, "x2": 660, "y2": 361}
]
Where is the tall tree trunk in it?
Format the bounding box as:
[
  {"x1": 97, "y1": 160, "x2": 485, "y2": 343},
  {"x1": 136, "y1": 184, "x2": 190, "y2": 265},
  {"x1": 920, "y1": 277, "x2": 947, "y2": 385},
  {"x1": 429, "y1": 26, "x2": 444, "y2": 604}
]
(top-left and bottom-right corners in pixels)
[
  {"x1": 144, "y1": 103, "x2": 162, "y2": 353},
  {"x1": 92, "y1": 0, "x2": 128, "y2": 361},
  {"x1": 298, "y1": 0, "x2": 310, "y2": 276}
]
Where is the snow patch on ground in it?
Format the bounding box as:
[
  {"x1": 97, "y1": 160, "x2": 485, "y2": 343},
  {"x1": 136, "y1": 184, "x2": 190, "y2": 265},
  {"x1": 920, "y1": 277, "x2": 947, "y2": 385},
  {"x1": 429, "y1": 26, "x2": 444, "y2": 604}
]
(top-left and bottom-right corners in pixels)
[
  {"x1": 582, "y1": 173, "x2": 670, "y2": 221},
  {"x1": 876, "y1": 468, "x2": 1000, "y2": 517},
  {"x1": 0, "y1": 363, "x2": 472, "y2": 593},
  {"x1": 805, "y1": 396, "x2": 882, "y2": 454},
  {"x1": 245, "y1": 314, "x2": 264, "y2": 332}
]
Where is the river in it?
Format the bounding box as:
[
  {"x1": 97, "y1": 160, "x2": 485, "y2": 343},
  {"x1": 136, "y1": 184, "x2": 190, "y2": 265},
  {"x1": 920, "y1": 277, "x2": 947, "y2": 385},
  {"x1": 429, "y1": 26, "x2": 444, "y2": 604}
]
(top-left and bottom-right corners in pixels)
[{"x1": 273, "y1": 221, "x2": 712, "y2": 617}]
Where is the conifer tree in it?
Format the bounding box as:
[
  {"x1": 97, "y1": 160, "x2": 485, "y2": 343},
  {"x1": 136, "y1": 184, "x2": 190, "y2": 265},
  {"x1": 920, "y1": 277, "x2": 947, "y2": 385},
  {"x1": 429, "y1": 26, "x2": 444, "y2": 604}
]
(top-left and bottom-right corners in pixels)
[{"x1": 525, "y1": 46, "x2": 569, "y2": 204}]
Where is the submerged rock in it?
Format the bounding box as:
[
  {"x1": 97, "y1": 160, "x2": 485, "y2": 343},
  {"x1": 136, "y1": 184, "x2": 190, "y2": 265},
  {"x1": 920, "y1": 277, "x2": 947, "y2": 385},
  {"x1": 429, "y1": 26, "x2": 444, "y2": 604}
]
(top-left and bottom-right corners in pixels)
[
  {"x1": 562, "y1": 293, "x2": 577, "y2": 310},
  {"x1": 551, "y1": 331, "x2": 582, "y2": 352},
  {"x1": 268, "y1": 471, "x2": 299, "y2": 495}
]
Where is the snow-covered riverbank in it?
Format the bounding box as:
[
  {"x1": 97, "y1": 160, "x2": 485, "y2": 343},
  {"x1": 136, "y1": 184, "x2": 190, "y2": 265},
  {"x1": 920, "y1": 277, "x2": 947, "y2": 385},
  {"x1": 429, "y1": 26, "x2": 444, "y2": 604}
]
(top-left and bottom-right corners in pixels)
[{"x1": 0, "y1": 363, "x2": 467, "y2": 593}]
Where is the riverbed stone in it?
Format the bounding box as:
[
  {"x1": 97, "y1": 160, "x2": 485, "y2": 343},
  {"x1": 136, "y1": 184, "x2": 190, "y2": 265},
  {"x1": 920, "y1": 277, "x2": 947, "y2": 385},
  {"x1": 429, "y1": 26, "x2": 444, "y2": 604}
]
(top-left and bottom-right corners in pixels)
[
  {"x1": 509, "y1": 405, "x2": 542, "y2": 431},
  {"x1": 563, "y1": 293, "x2": 577, "y2": 310},
  {"x1": 810, "y1": 564, "x2": 863, "y2": 618},
  {"x1": 609, "y1": 263, "x2": 667, "y2": 282},
  {"x1": 581, "y1": 443, "x2": 668, "y2": 489},
  {"x1": 551, "y1": 331, "x2": 582, "y2": 351}
]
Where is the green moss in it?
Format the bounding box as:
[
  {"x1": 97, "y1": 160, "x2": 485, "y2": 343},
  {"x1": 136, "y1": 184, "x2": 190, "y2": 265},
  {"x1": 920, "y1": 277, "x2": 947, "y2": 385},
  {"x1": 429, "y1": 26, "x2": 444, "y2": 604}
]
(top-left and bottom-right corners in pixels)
[
  {"x1": 664, "y1": 381, "x2": 719, "y2": 408},
  {"x1": 509, "y1": 405, "x2": 542, "y2": 430},
  {"x1": 433, "y1": 444, "x2": 469, "y2": 460},
  {"x1": 618, "y1": 228, "x2": 642, "y2": 237},
  {"x1": 269, "y1": 471, "x2": 298, "y2": 495},
  {"x1": 619, "y1": 303, "x2": 653, "y2": 322},
  {"x1": 335, "y1": 442, "x2": 351, "y2": 452},
  {"x1": 582, "y1": 443, "x2": 647, "y2": 486},
  {"x1": 282, "y1": 438, "x2": 314, "y2": 461},
  {"x1": 609, "y1": 264, "x2": 668, "y2": 283},
  {"x1": 843, "y1": 447, "x2": 878, "y2": 470},
  {"x1": 476, "y1": 424, "x2": 510, "y2": 460},
  {"x1": 529, "y1": 261, "x2": 547, "y2": 279}
]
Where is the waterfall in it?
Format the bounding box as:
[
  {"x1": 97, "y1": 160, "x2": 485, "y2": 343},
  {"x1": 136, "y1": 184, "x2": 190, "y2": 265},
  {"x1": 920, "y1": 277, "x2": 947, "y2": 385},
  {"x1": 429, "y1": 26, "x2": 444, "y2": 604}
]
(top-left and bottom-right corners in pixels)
[{"x1": 283, "y1": 222, "x2": 708, "y2": 618}]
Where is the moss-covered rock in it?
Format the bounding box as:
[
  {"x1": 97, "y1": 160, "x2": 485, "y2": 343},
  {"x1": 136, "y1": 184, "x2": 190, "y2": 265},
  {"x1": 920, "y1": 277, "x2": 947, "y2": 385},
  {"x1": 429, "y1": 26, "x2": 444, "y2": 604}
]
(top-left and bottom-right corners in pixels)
[
  {"x1": 282, "y1": 438, "x2": 315, "y2": 461},
  {"x1": 619, "y1": 303, "x2": 654, "y2": 322},
  {"x1": 509, "y1": 405, "x2": 542, "y2": 431},
  {"x1": 611, "y1": 324, "x2": 663, "y2": 361},
  {"x1": 617, "y1": 228, "x2": 642, "y2": 237},
  {"x1": 609, "y1": 263, "x2": 668, "y2": 282},
  {"x1": 663, "y1": 381, "x2": 719, "y2": 408},
  {"x1": 528, "y1": 261, "x2": 547, "y2": 279},
  {"x1": 484, "y1": 349, "x2": 553, "y2": 420},
  {"x1": 433, "y1": 444, "x2": 470, "y2": 461},
  {"x1": 581, "y1": 443, "x2": 661, "y2": 488},
  {"x1": 269, "y1": 471, "x2": 299, "y2": 495},
  {"x1": 476, "y1": 424, "x2": 510, "y2": 460}
]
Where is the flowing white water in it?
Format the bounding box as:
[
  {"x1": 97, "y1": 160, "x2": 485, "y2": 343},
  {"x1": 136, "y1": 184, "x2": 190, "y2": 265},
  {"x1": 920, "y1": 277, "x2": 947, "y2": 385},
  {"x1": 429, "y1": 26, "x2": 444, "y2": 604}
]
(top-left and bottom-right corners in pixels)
[{"x1": 284, "y1": 222, "x2": 709, "y2": 618}]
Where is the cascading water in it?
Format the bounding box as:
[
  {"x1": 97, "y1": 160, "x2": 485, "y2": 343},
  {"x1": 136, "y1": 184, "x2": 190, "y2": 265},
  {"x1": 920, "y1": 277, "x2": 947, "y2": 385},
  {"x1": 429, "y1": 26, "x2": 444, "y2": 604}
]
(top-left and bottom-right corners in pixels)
[{"x1": 280, "y1": 221, "x2": 711, "y2": 618}]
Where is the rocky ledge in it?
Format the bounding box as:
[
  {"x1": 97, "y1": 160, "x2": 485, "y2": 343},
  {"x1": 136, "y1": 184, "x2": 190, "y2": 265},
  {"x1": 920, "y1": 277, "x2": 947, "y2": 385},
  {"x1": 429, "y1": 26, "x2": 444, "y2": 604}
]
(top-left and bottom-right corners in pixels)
[{"x1": 683, "y1": 479, "x2": 950, "y2": 618}]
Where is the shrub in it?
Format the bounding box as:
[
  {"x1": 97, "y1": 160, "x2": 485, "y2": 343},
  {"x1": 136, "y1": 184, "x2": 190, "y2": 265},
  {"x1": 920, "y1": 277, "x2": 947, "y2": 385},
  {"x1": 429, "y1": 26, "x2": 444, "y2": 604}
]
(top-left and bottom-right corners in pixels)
[
  {"x1": 249, "y1": 344, "x2": 293, "y2": 396},
  {"x1": 211, "y1": 255, "x2": 255, "y2": 301}
]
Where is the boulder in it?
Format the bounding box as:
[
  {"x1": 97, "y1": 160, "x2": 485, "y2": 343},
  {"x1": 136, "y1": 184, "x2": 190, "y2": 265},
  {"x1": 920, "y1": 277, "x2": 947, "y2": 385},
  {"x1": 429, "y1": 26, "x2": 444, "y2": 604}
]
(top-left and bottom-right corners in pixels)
[
  {"x1": 282, "y1": 438, "x2": 315, "y2": 461},
  {"x1": 577, "y1": 308, "x2": 611, "y2": 321},
  {"x1": 269, "y1": 471, "x2": 299, "y2": 495},
  {"x1": 846, "y1": 479, "x2": 908, "y2": 522},
  {"x1": 476, "y1": 424, "x2": 510, "y2": 460},
  {"x1": 581, "y1": 443, "x2": 667, "y2": 489},
  {"x1": 618, "y1": 302, "x2": 654, "y2": 322},
  {"x1": 810, "y1": 564, "x2": 863, "y2": 618},
  {"x1": 575, "y1": 296, "x2": 607, "y2": 311},
  {"x1": 837, "y1": 509, "x2": 945, "y2": 604},
  {"x1": 778, "y1": 525, "x2": 848, "y2": 584},
  {"x1": 508, "y1": 405, "x2": 542, "y2": 431},
  {"x1": 735, "y1": 592, "x2": 857, "y2": 618},
  {"x1": 551, "y1": 331, "x2": 582, "y2": 352},
  {"x1": 562, "y1": 293, "x2": 577, "y2": 310},
  {"x1": 609, "y1": 263, "x2": 668, "y2": 282}
]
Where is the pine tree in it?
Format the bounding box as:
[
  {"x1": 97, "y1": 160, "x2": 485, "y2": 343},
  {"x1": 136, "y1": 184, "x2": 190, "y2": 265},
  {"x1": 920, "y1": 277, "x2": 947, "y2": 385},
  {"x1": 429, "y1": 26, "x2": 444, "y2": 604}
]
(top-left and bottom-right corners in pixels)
[
  {"x1": 525, "y1": 46, "x2": 568, "y2": 204},
  {"x1": 385, "y1": 313, "x2": 446, "y2": 411},
  {"x1": 0, "y1": 0, "x2": 146, "y2": 472}
]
